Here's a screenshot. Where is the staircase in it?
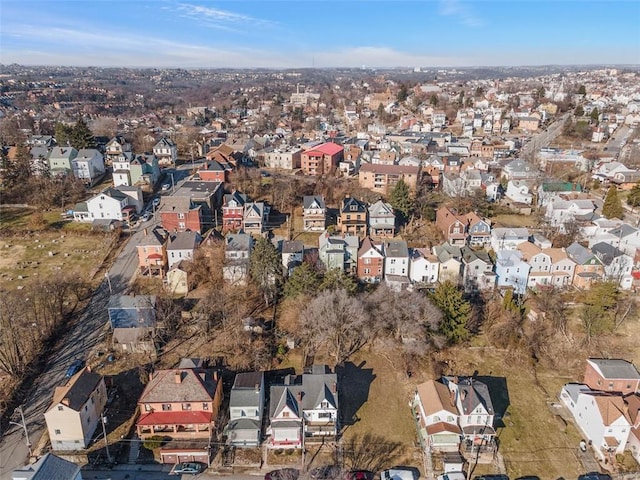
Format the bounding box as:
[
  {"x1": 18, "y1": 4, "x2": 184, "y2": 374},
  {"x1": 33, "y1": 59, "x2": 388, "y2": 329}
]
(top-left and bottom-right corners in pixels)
[{"x1": 128, "y1": 434, "x2": 141, "y2": 464}]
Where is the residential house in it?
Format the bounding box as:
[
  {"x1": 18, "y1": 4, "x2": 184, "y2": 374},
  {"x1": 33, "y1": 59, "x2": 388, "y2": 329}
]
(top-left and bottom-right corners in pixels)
[
  {"x1": 495, "y1": 249, "x2": 531, "y2": 295},
  {"x1": 153, "y1": 137, "x2": 177, "y2": 166},
  {"x1": 107, "y1": 295, "x2": 157, "y2": 353},
  {"x1": 173, "y1": 180, "x2": 224, "y2": 228},
  {"x1": 433, "y1": 243, "x2": 463, "y2": 284},
  {"x1": 225, "y1": 372, "x2": 265, "y2": 448},
  {"x1": 26, "y1": 134, "x2": 56, "y2": 148},
  {"x1": 559, "y1": 384, "x2": 631, "y2": 459},
  {"x1": 301, "y1": 142, "x2": 344, "y2": 176},
  {"x1": 136, "y1": 359, "x2": 223, "y2": 464},
  {"x1": 442, "y1": 376, "x2": 496, "y2": 448},
  {"x1": 113, "y1": 153, "x2": 160, "y2": 188},
  {"x1": 12, "y1": 453, "x2": 82, "y2": 480},
  {"x1": 537, "y1": 182, "x2": 583, "y2": 208},
  {"x1": 583, "y1": 358, "x2": 640, "y2": 395},
  {"x1": 338, "y1": 197, "x2": 368, "y2": 237},
  {"x1": 504, "y1": 180, "x2": 533, "y2": 205},
  {"x1": 546, "y1": 197, "x2": 598, "y2": 232},
  {"x1": 318, "y1": 230, "x2": 359, "y2": 275},
  {"x1": 302, "y1": 195, "x2": 327, "y2": 232},
  {"x1": 166, "y1": 261, "x2": 190, "y2": 295},
  {"x1": 625, "y1": 394, "x2": 640, "y2": 464},
  {"x1": 222, "y1": 191, "x2": 249, "y2": 232},
  {"x1": 282, "y1": 240, "x2": 304, "y2": 276},
  {"x1": 77, "y1": 187, "x2": 135, "y2": 223},
  {"x1": 490, "y1": 227, "x2": 530, "y2": 252},
  {"x1": 368, "y1": 200, "x2": 396, "y2": 238},
  {"x1": 384, "y1": 240, "x2": 410, "y2": 290},
  {"x1": 501, "y1": 159, "x2": 538, "y2": 181},
  {"x1": 167, "y1": 231, "x2": 201, "y2": 269},
  {"x1": 566, "y1": 242, "x2": 604, "y2": 289},
  {"x1": 461, "y1": 247, "x2": 495, "y2": 292},
  {"x1": 243, "y1": 202, "x2": 269, "y2": 235},
  {"x1": 28, "y1": 146, "x2": 51, "y2": 176},
  {"x1": 223, "y1": 233, "x2": 253, "y2": 285},
  {"x1": 409, "y1": 248, "x2": 439, "y2": 285},
  {"x1": 263, "y1": 146, "x2": 302, "y2": 170},
  {"x1": 611, "y1": 170, "x2": 640, "y2": 190},
  {"x1": 357, "y1": 237, "x2": 385, "y2": 283},
  {"x1": 48, "y1": 146, "x2": 78, "y2": 177},
  {"x1": 465, "y1": 212, "x2": 491, "y2": 247},
  {"x1": 413, "y1": 380, "x2": 461, "y2": 452},
  {"x1": 72, "y1": 149, "x2": 105, "y2": 185},
  {"x1": 196, "y1": 160, "x2": 228, "y2": 183},
  {"x1": 137, "y1": 227, "x2": 169, "y2": 277},
  {"x1": 436, "y1": 207, "x2": 467, "y2": 246},
  {"x1": 591, "y1": 242, "x2": 634, "y2": 290},
  {"x1": 441, "y1": 173, "x2": 465, "y2": 197},
  {"x1": 159, "y1": 197, "x2": 202, "y2": 234},
  {"x1": 267, "y1": 365, "x2": 339, "y2": 448},
  {"x1": 358, "y1": 163, "x2": 421, "y2": 195},
  {"x1": 105, "y1": 135, "x2": 131, "y2": 165},
  {"x1": 519, "y1": 117, "x2": 540, "y2": 132},
  {"x1": 44, "y1": 368, "x2": 107, "y2": 451}
]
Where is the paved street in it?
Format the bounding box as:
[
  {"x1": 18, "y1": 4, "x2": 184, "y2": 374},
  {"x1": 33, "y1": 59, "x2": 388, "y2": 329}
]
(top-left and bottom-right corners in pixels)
[
  {"x1": 0, "y1": 217, "x2": 154, "y2": 479},
  {"x1": 521, "y1": 112, "x2": 570, "y2": 160},
  {"x1": 82, "y1": 469, "x2": 262, "y2": 480}
]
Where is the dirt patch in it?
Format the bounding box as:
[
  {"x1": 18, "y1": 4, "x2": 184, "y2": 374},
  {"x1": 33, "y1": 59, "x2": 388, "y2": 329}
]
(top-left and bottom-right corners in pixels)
[{"x1": 0, "y1": 244, "x2": 25, "y2": 268}]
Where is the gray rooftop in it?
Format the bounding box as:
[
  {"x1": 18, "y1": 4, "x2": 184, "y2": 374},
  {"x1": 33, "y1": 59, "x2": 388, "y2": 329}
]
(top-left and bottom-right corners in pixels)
[
  {"x1": 12, "y1": 453, "x2": 80, "y2": 480},
  {"x1": 107, "y1": 295, "x2": 157, "y2": 328},
  {"x1": 303, "y1": 195, "x2": 326, "y2": 210},
  {"x1": 168, "y1": 231, "x2": 201, "y2": 251},
  {"x1": 385, "y1": 240, "x2": 408, "y2": 258},
  {"x1": 588, "y1": 358, "x2": 640, "y2": 380},
  {"x1": 50, "y1": 368, "x2": 103, "y2": 412}
]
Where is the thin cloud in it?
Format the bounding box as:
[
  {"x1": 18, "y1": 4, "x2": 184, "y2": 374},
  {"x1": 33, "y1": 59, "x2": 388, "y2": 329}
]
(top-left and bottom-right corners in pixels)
[
  {"x1": 439, "y1": 0, "x2": 484, "y2": 27},
  {"x1": 175, "y1": 3, "x2": 276, "y2": 31}
]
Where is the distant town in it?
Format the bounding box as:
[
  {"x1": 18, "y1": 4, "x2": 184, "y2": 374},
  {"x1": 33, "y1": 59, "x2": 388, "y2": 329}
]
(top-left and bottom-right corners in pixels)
[{"x1": 1, "y1": 64, "x2": 640, "y2": 480}]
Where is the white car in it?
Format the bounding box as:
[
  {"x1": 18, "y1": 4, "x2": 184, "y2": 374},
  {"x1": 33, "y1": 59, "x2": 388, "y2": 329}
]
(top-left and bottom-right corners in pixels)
[
  {"x1": 380, "y1": 467, "x2": 418, "y2": 480},
  {"x1": 161, "y1": 183, "x2": 171, "y2": 191},
  {"x1": 437, "y1": 474, "x2": 466, "y2": 480}
]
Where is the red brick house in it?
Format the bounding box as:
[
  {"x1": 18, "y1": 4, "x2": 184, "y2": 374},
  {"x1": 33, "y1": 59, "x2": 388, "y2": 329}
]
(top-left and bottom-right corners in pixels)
[
  {"x1": 435, "y1": 207, "x2": 467, "y2": 246},
  {"x1": 222, "y1": 191, "x2": 248, "y2": 232},
  {"x1": 301, "y1": 142, "x2": 344, "y2": 176},
  {"x1": 583, "y1": 358, "x2": 640, "y2": 395},
  {"x1": 159, "y1": 197, "x2": 202, "y2": 234},
  {"x1": 196, "y1": 159, "x2": 228, "y2": 183},
  {"x1": 137, "y1": 227, "x2": 169, "y2": 277},
  {"x1": 357, "y1": 237, "x2": 384, "y2": 283}
]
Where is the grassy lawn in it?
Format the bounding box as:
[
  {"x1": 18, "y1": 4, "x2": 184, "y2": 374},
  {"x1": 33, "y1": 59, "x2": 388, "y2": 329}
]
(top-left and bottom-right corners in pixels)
[{"x1": 491, "y1": 214, "x2": 536, "y2": 229}]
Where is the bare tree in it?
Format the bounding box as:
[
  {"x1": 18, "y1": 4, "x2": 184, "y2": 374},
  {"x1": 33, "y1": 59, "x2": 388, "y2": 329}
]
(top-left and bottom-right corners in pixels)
[{"x1": 299, "y1": 289, "x2": 371, "y2": 366}]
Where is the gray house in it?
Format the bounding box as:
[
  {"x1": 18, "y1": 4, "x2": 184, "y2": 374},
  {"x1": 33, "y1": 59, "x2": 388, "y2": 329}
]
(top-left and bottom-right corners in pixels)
[
  {"x1": 107, "y1": 295, "x2": 157, "y2": 354},
  {"x1": 225, "y1": 372, "x2": 265, "y2": 448},
  {"x1": 12, "y1": 453, "x2": 82, "y2": 480}
]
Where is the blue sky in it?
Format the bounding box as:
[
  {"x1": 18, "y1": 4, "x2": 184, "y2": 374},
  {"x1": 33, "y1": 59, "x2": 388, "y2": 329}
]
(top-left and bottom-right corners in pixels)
[{"x1": 1, "y1": 0, "x2": 639, "y2": 68}]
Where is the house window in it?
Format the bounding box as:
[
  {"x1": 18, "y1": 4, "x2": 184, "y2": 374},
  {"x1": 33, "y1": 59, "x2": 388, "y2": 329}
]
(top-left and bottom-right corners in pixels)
[
  {"x1": 282, "y1": 411, "x2": 290, "y2": 418},
  {"x1": 162, "y1": 404, "x2": 172, "y2": 411},
  {"x1": 55, "y1": 429, "x2": 61, "y2": 435},
  {"x1": 58, "y1": 405, "x2": 64, "y2": 411},
  {"x1": 318, "y1": 412, "x2": 332, "y2": 419},
  {"x1": 203, "y1": 403, "x2": 209, "y2": 410},
  {"x1": 145, "y1": 404, "x2": 151, "y2": 412},
  {"x1": 178, "y1": 213, "x2": 185, "y2": 219},
  {"x1": 182, "y1": 403, "x2": 192, "y2": 411},
  {"x1": 321, "y1": 401, "x2": 329, "y2": 409}
]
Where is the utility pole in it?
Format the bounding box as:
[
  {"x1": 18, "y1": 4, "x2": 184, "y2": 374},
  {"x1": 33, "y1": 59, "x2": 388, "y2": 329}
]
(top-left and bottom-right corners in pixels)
[
  {"x1": 101, "y1": 412, "x2": 112, "y2": 464},
  {"x1": 9, "y1": 405, "x2": 31, "y2": 457},
  {"x1": 104, "y1": 272, "x2": 112, "y2": 294}
]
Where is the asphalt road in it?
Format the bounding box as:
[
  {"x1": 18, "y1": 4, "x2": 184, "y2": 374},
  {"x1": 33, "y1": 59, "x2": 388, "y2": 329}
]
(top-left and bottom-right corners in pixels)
[
  {"x1": 0, "y1": 215, "x2": 156, "y2": 478},
  {"x1": 521, "y1": 112, "x2": 570, "y2": 160}
]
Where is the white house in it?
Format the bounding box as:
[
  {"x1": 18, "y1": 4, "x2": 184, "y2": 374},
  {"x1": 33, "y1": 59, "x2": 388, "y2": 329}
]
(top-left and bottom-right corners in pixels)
[
  {"x1": 546, "y1": 198, "x2": 598, "y2": 231},
  {"x1": 560, "y1": 384, "x2": 632, "y2": 459},
  {"x1": 495, "y1": 249, "x2": 530, "y2": 294},
  {"x1": 384, "y1": 240, "x2": 409, "y2": 280},
  {"x1": 591, "y1": 242, "x2": 634, "y2": 290},
  {"x1": 44, "y1": 368, "x2": 107, "y2": 451},
  {"x1": 433, "y1": 243, "x2": 462, "y2": 284},
  {"x1": 368, "y1": 200, "x2": 396, "y2": 237},
  {"x1": 443, "y1": 376, "x2": 496, "y2": 445},
  {"x1": 409, "y1": 248, "x2": 439, "y2": 284},
  {"x1": 490, "y1": 228, "x2": 530, "y2": 252},
  {"x1": 153, "y1": 137, "x2": 177, "y2": 166},
  {"x1": 505, "y1": 180, "x2": 533, "y2": 205},
  {"x1": 413, "y1": 380, "x2": 461, "y2": 452},
  {"x1": 167, "y1": 231, "x2": 201, "y2": 269},
  {"x1": 72, "y1": 149, "x2": 105, "y2": 185},
  {"x1": 225, "y1": 372, "x2": 265, "y2": 448},
  {"x1": 223, "y1": 233, "x2": 253, "y2": 285},
  {"x1": 82, "y1": 188, "x2": 131, "y2": 222}
]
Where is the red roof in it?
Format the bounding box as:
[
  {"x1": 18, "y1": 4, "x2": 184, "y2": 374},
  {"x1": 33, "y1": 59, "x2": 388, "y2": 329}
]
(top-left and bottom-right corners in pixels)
[
  {"x1": 359, "y1": 163, "x2": 420, "y2": 175},
  {"x1": 147, "y1": 253, "x2": 163, "y2": 260},
  {"x1": 137, "y1": 410, "x2": 212, "y2": 426},
  {"x1": 307, "y1": 142, "x2": 343, "y2": 156}
]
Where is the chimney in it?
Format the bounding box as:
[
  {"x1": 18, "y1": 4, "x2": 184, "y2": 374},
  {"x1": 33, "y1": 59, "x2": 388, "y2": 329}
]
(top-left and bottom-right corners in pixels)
[
  {"x1": 200, "y1": 372, "x2": 206, "y2": 382},
  {"x1": 62, "y1": 397, "x2": 70, "y2": 406},
  {"x1": 297, "y1": 391, "x2": 303, "y2": 402},
  {"x1": 143, "y1": 228, "x2": 148, "y2": 236},
  {"x1": 332, "y1": 382, "x2": 337, "y2": 394},
  {"x1": 213, "y1": 370, "x2": 219, "y2": 381},
  {"x1": 255, "y1": 384, "x2": 260, "y2": 392},
  {"x1": 174, "y1": 371, "x2": 182, "y2": 384}
]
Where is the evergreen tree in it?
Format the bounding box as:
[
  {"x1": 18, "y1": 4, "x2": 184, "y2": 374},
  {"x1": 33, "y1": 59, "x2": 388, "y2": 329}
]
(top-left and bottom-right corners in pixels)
[
  {"x1": 602, "y1": 187, "x2": 623, "y2": 219},
  {"x1": 627, "y1": 182, "x2": 640, "y2": 209},
  {"x1": 2, "y1": 144, "x2": 32, "y2": 189},
  {"x1": 581, "y1": 281, "x2": 619, "y2": 342},
  {"x1": 590, "y1": 107, "x2": 600, "y2": 125},
  {"x1": 283, "y1": 262, "x2": 321, "y2": 298},
  {"x1": 320, "y1": 268, "x2": 357, "y2": 295},
  {"x1": 388, "y1": 178, "x2": 413, "y2": 222},
  {"x1": 574, "y1": 105, "x2": 584, "y2": 117},
  {"x1": 249, "y1": 236, "x2": 283, "y2": 307},
  {"x1": 71, "y1": 118, "x2": 95, "y2": 149},
  {"x1": 577, "y1": 85, "x2": 587, "y2": 95},
  {"x1": 429, "y1": 281, "x2": 471, "y2": 344},
  {"x1": 54, "y1": 123, "x2": 72, "y2": 146},
  {"x1": 396, "y1": 83, "x2": 409, "y2": 103}
]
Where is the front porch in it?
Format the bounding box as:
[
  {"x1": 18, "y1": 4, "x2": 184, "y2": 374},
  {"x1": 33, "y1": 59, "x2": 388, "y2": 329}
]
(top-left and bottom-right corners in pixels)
[{"x1": 137, "y1": 411, "x2": 213, "y2": 439}]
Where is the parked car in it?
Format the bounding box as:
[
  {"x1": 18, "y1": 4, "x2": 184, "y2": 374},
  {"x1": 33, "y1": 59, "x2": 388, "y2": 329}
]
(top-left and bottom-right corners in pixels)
[
  {"x1": 162, "y1": 182, "x2": 171, "y2": 191},
  {"x1": 141, "y1": 211, "x2": 152, "y2": 222},
  {"x1": 264, "y1": 468, "x2": 300, "y2": 480},
  {"x1": 380, "y1": 467, "x2": 419, "y2": 480},
  {"x1": 344, "y1": 471, "x2": 374, "y2": 480},
  {"x1": 473, "y1": 476, "x2": 510, "y2": 480},
  {"x1": 64, "y1": 359, "x2": 85, "y2": 378},
  {"x1": 438, "y1": 474, "x2": 466, "y2": 480},
  {"x1": 514, "y1": 477, "x2": 540, "y2": 480},
  {"x1": 309, "y1": 465, "x2": 341, "y2": 479},
  {"x1": 578, "y1": 474, "x2": 611, "y2": 480},
  {"x1": 169, "y1": 462, "x2": 205, "y2": 475},
  {"x1": 260, "y1": 171, "x2": 271, "y2": 177},
  {"x1": 152, "y1": 197, "x2": 161, "y2": 207}
]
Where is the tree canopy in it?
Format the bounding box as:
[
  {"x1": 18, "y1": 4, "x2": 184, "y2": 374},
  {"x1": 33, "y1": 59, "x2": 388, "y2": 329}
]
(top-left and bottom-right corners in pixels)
[
  {"x1": 429, "y1": 281, "x2": 471, "y2": 344},
  {"x1": 602, "y1": 187, "x2": 624, "y2": 219},
  {"x1": 627, "y1": 182, "x2": 640, "y2": 209},
  {"x1": 249, "y1": 236, "x2": 283, "y2": 306},
  {"x1": 283, "y1": 262, "x2": 321, "y2": 298},
  {"x1": 388, "y1": 178, "x2": 413, "y2": 222}
]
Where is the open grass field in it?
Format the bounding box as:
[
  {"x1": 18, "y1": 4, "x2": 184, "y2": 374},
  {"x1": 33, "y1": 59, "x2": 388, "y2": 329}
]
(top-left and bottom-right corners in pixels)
[{"x1": 0, "y1": 207, "x2": 115, "y2": 290}]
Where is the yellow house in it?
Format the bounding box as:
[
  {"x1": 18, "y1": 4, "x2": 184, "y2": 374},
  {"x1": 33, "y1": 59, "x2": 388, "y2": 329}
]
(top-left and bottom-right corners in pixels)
[{"x1": 44, "y1": 368, "x2": 107, "y2": 451}]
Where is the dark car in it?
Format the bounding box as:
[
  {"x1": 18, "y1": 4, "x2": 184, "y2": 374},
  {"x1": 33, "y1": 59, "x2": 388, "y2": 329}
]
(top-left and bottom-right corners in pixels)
[
  {"x1": 344, "y1": 470, "x2": 375, "y2": 480},
  {"x1": 473, "y1": 476, "x2": 510, "y2": 480},
  {"x1": 65, "y1": 359, "x2": 85, "y2": 378},
  {"x1": 309, "y1": 465, "x2": 341, "y2": 479},
  {"x1": 578, "y1": 474, "x2": 612, "y2": 480},
  {"x1": 169, "y1": 462, "x2": 206, "y2": 475},
  {"x1": 515, "y1": 477, "x2": 540, "y2": 480},
  {"x1": 264, "y1": 468, "x2": 300, "y2": 480}
]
